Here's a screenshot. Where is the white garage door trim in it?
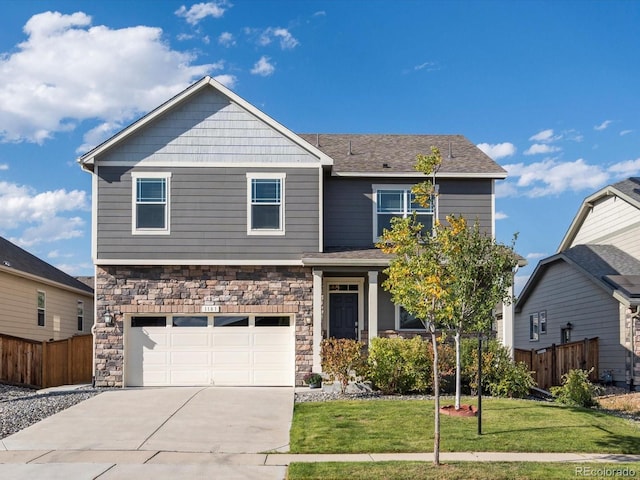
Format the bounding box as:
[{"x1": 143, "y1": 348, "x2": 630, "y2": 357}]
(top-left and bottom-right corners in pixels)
[{"x1": 124, "y1": 314, "x2": 295, "y2": 387}]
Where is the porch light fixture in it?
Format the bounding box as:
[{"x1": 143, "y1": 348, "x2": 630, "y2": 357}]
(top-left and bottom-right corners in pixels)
[
  {"x1": 565, "y1": 322, "x2": 573, "y2": 330},
  {"x1": 104, "y1": 307, "x2": 114, "y2": 326}
]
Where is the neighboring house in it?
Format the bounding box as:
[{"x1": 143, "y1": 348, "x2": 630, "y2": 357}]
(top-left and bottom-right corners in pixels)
[
  {"x1": 513, "y1": 178, "x2": 640, "y2": 389},
  {"x1": 0, "y1": 237, "x2": 94, "y2": 342},
  {"x1": 78, "y1": 76, "x2": 507, "y2": 387}
]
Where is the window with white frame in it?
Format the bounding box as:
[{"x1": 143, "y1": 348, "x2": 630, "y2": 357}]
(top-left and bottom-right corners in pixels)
[
  {"x1": 529, "y1": 313, "x2": 539, "y2": 341},
  {"x1": 132, "y1": 172, "x2": 171, "y2": 233},
  {"x1": 77, "y1": 300, "x2": 84, "y2": 331},
  {"x1": 373, "y1": 185, "x2": 433, "y2": 241},
  {"x1": 247, "y1": 173, "x2": 285, "y2": 235},
  {"x1": 37, "y1": 291, "x2": 45, "y2": 327},
  {"x1": 396, "y1": 305, "x2": 427, "y2": 330}
]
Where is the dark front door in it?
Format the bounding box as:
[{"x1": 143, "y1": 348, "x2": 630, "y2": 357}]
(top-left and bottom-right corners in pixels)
[{"x1": 329, "y1": 293, "x2": 358, "y2": 339}]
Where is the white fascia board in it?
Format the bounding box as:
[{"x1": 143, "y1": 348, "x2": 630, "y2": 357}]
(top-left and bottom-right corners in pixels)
[
  {"x1": 94, "y1": 258, "x2": 304, "y2": 266},
  {"x1": 333, "y1": 171, "x2": 508, "y2": 179},
  {"x1": 78, "y1": 76, "x2": 333, "y2": 168},
  {"x1": 100, "y1": 160, "x2": 322, "y2": 169},
  {"x1": 0, "y1": 265, "x2": 94, "y2": 297},
  {"x1": 302, "y1": 258, "x2": 391, "y2": 267}
]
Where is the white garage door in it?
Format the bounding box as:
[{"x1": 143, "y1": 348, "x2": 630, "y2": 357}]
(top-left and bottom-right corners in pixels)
[{"x1": 125, "y1": 314, "x2": 294, "y2": 387}]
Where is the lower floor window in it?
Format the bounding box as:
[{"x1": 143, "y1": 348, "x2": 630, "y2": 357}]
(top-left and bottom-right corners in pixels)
[
  {"x1": 397, "y1": 306, "x2": 426, "y2": 330},
  {"x1": 130, "y1": 314, "x2": 292, "y2": 328}
]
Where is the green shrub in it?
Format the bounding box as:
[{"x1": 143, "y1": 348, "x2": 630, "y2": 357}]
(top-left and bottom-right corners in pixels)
[
  {"x1": 461, "y1": 338, "x2": 535, "y2": 398},
  {"x1": 366, "y1": 336, "x2": 456, "y2": 395},
  {"x1": 550, "y1": 368, "x2": 601, "y2": 408},
  {"x1": 320, "y1": 338, "x2": 366, "y2": 393},
  {"x1": 367, "y1": 336, "x2": 430, "y2": 394}
]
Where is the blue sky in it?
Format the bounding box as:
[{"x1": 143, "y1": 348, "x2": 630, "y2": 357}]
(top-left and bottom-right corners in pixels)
[{"x1": 0, "y1": 0, "x2": 639, "y2": 293}]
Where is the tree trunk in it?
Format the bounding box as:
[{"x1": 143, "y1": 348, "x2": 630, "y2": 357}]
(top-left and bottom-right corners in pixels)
[
  {"x1": 455, "y1": 330, "x2": 461, "y2": 410},
  {"x1": 431, "y1": 328, "x2": 440, "y2": 466}
]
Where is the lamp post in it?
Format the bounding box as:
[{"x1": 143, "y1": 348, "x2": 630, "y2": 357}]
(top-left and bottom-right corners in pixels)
[{"x1": 477, "y1": 331, "x2": 483, "y2": 435}]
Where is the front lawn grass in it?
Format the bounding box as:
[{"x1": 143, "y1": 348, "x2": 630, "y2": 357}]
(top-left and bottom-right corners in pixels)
[
  {"x1": 290, "y1": 397, "x2": 640, "y2": 454},
  {"x1": 288, "y1": 461, "x2": 640, "y2": 480}
]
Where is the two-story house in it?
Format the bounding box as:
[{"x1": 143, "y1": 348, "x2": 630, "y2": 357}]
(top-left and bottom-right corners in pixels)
[
  {"x1": 513, "y1": 178, "x2": 640, "y2": 389},
  {"x1": 0, "y1": 236, "x2": 94, "y2": 342},
  {"x1": 79, "y1": 76, "x2": 506, "y2": 387}
]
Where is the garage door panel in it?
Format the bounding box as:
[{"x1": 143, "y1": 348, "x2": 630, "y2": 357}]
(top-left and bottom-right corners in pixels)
[
  {"x1": 214, "y1": 351, "x2": 250, "y2": 365},
  {"x1": 212, "y1": 333, "x2": 251, "y2": 347},
  {"x1": 253, "y1": 331, "x2": 292, "y2": 346},
  {"x1": 170, "y1": 330, "x2": 210, "y2": 348},
  {"x1": 170, "y1": 351, "x2": 211, "y2": 366},
  {"x1": 170, "y1": 370, "x2": 211, "y2": 385},
  {"x1": 213, "y1": 369, "x2": 252, "y2": 385}
]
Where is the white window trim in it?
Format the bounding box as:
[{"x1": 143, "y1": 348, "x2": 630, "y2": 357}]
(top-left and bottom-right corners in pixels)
[
  {"x1": 394, "y1": 304, "x2": 427, "y2": 331},
  {"x1": 529, "y1": 313, "x2": 539, "y2": 342},
  {"x1": 246, "y1": 172, "x2": 286, "y2": 236},
  {"x1": 131, "y1": 172, "x2": 171, "y2": 235},
  {"x1": 37, "y1": 290, "x2": 46, "y2": 327},
  {"x1": 372, "y1": 184, "x2": 435, "y2": 243},
  {"x1": 323, "y1": 277, "x2": 365, "y2": 341},
  {"x1": 77, "y1": 300, "x2": 84, "y2": 331}
]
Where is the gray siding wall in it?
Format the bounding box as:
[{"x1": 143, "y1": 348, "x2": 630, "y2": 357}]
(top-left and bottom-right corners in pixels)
[
  {"x1": 323, "y1": 176, "x2": 494, "y2": 248},
  {"x1": 514, "y1": 261, "x2": 625, "y2": 378},
  {"x1": 96, "y1": 166, "x2": 319, "y2": 260}
]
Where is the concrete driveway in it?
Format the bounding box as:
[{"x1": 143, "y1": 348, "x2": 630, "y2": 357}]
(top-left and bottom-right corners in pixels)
[{"x1": 0, "y1": 387, "x2": 293, "y2": 479}]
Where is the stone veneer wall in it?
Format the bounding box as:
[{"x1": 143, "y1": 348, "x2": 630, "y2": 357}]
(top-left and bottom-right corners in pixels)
[{"x1": 95, "y1": 265, "x2": 313, "y2": 387}]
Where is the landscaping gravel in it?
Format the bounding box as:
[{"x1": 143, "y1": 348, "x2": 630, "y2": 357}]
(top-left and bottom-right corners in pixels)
[{"x1": 0, "y1": 383, "x2": 102, "y2": 440}]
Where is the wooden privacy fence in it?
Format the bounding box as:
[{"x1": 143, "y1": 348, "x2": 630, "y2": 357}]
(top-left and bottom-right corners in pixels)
[
  {"x1": 514, "y1": 337, "x2": 599, "y2": 390},
  {"x1": 0, "y1": 333, "x2": 92, "y2": 388}
]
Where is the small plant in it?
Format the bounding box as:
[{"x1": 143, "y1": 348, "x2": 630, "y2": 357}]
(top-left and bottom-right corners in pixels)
[
  {"x1": 320, "y1": 338, "x2": 366, "y2": 393},
  {"x1": 551, "y1": 368, "x2": 602, "y2": 408},
  {"x1": 303, "y1": 372, "x2": 323, "y2": 386}
]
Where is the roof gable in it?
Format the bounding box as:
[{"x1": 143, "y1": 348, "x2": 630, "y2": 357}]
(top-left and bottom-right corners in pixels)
[
  {"x1": 558, "y1": 177, "x2": 640, "y2": 251},
  {"x1": 516, "y1": 244, "x2": 640, "y2": 311},
  {"x1": 78, "y1": 76, "x2": 333, "y2": 170},
  {"x1": 0, "y1": 237, "x2": 94, "y2": 294}
]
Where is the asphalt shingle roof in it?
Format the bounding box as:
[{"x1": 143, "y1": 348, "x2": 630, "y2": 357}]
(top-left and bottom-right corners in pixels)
[
  {"x1": 0, "y1": 236, "x2": 93, "y2": 294},
  {"x1": 297, "y1": 133, "x2": 506, "y2": 176},
  {"x1": 563, "y1": 244, "x2": 640, "y2": 278},
  {"x1": 611, "y1": 177, "x2": 640, "y2": 203}
]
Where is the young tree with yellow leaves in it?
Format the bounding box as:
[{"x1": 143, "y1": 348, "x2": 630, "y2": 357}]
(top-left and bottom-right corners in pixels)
[{"x1": 377, "y1": 147, "x2": 518, "y2": 465}]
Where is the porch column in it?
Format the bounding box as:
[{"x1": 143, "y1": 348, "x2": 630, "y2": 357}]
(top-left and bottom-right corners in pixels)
[
  {"x1": 368, "y1": 270, "x2": 379, "y2": 346},
  {"x1": 312, "y1": 269, "x2": 323, "y2": 372},
  {"x1": 502, "y1": 282, "x2": 515, "y2": 358}
]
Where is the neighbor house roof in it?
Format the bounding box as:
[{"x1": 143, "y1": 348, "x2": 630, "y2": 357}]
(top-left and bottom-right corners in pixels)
[
  {"x1": 558, "y1": 177, "x2": 640, "y2": 252},
  {"x1": 0, "y1": 237, "x2": 94, "y2": 295},
  {"x1": 516, "y1": 244, "x2": 640, "y2": 312},
  {"x1": 298, "y1": 133, "x2": 506, "y2": 178}
]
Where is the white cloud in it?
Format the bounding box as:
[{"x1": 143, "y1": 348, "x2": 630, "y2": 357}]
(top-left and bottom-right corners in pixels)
[
  {"x1": 477, "y1": 142, "x2": 516, "y2": 160},
  {"x1": 529, "y1": 129, "x2": 561, "y2": 143},
  {"x1": 0, "y1": 164, "x2": 8, "y2": 170},
  {"x1": 501, "y1": 158, "x2": 608, "y2": 197},
  {"x1": 175, "y1": 1, "x2": 230, "y2": 25},
  {"x1": 495, "y1": 211, "x2": 508, "y2": 220},
  {"x1": 0, "y1": 11, "x2": 218, "y2": 147},
  {"x1": 213, "y1": 74, "x2": 237, "y2": 89},
  {"x1": 524, "y1": 144, "x2": 562, "y2": 155},
  {"x1": 0, "y1": 180, "x2": 89, "y2": 247},
  {"x1": 608, "y1": 158, "x2": 640, "y2": 177},
  {"x1": 53, "y1": 261, "x2": 93, "y2": 276},
  {"x1": 251, "y1": 56, "x2": 275, "y2": 77},
  {"x1": 251, "y1": 27, "x2": 299, "y2": 50},
  {"x1": 413, "y1": 61, "x2": 440, "y2": 72},
  {"x1": 47, "y1": 249, "x2": 73, "y2": 259},
  {"x1": 526, "y1": 252, "x2": 547, "y2": 260},
  {"x1": 514, "y1": 274, "x2": 530, "y2": 296},
  {"x1": 313, "y1": 11, "x2": 327, "y2": 17},
  {"x1": 218, "y1": 31, "x2": 235, "y2": 47},
  {"x1": 594, "y1": 120, "x2": 612, "y2": 131},
  {"x1": 620, "y1": 130, "x2": 633, "y2": 136}
]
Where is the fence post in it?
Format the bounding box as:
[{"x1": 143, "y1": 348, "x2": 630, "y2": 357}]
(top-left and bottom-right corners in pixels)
[
  {"x1": 67, "y1": 337, "x2": 73, "y2": 385},
  {"x1": 551, "y1": 343, "x2": 557, "y2": 387},
  {"x1": 41, "y1": 340, "x2": 48, "y2": 388}
]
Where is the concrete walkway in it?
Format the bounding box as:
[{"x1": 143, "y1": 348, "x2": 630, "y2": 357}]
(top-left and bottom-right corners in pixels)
[{"x1": 0, "y1": 386, "x2": 638, "y2": 479}]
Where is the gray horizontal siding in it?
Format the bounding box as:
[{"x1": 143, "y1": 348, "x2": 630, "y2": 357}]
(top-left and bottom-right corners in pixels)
[
  {"x1": 96, "y1": 166, "x2": 319, "y2": 260},
  {"x1": 514, "y1": 261, "x2": 625, "y2": 377},
  {"x1": 323, "y1": 177, "x2": 494, "y2": 248},
  {"x1": 98, "y1": 88, "x2": 317, "y2": 165}
]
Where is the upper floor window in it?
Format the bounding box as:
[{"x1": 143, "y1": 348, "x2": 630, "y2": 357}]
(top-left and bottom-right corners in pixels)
[
  {"x1": 132, "y1": 172, "x2": 171, "y2": 234},
  {"x1": 77, "y1": 300, "x2": 84, "y2": 331},
  {"x1": 373, "y1": 185, "x2": 434, "y2": 241},
  {"x1": 37, "y1": 291, "x2": 45, "y2": 327},
  {"x1": 247, "y1": 173, "x2": 286, "y2": 235}
]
